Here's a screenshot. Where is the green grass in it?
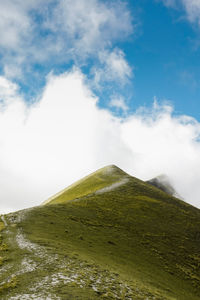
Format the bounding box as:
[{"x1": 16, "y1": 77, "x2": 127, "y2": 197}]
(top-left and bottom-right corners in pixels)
[
  {"x1": 0, "y1": 217, "x2": 17, "y2": 294},
  {"x1": 0, "y1": 228, "x2": 4, "y2": 267},
  {"x1": 1, "y1": 165, "x2": 200, "y2": 299},
  {"x1": 0, "y1": 277, "x2": 17, "y2": 294},
  {"x1": 0, "y1": 219, "x2": 5, "y2": 232},
  {"x1": 43, "y1": 165, "x2": 129, "y2": 205}
]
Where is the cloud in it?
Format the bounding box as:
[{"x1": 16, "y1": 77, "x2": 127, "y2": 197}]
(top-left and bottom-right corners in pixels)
[
  {"x1": 1, "y1": 70, "x2": 200, "y2": 213},
  {"x1": 0, "y1": 0, "x2": 50, "y2": 78},
  {"x1": 0, "y1": 1, "x2": 34, "y2": 49},
  {"x1": 93, "y1": 49, "x2": 132, "y2": 87},
  {"x1": 109, "y1": 96, "x2": 129, "y2": 113},
  {"x1": 0, "y1": 70, "x2": 132, "y2": 213},
  {"x1": 0, "y1": 0, "x2": 133, "y2": 80},
  {"x1": 159, "y1": 0, "x2": 178, "y2": 7},
  {"x1": 160, "y1": 0, "x2": 200, "y2": 26},
  {"x1": 0, "y1": 76, "x2": 19, "y2": 99},
  {"x1": 121, "y1": 103, "x2": 200, "y2": 207},
  {"x1": 48, "y1": 0, "x2": 133, "y2": 58},
  {"x1": 181, "y1": 0, "x2": 200, "y2": 25}
]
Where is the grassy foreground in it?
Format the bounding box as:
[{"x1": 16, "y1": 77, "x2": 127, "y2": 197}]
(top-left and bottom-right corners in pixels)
[{"x1": 0, "y1": 165, "x2": 200, "y2": 299}]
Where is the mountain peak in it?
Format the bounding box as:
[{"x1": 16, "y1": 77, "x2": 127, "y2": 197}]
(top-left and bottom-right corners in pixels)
[
  {"x1": 146, "y1": 174, "x2": 178, "y2": 197},
  {"x1": 95, "y1": 164, "x2": 128, "y2": 176},
  {"x1": 43, "y1": 164, "x2": 129, "y2": 205}
]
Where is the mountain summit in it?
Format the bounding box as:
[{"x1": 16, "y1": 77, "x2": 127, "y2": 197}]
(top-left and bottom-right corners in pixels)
[
  {"x1": 43, "y1": 164, "x2": 130, "y2": 205},
  {"x1": 0, "y1": 165, "x2": 200, "y2": 299}
]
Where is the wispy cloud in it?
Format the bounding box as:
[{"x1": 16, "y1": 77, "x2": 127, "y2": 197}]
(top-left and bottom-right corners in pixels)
[
  {"x1": 0, "y1": 0, "x2": 133, "y2": 87},
  {"x1": 1, "y1": 70, "x2": 200, "y2": 213},
  {"x1": 93, "y1": 49, "x2": 132, "y2": 87},
  {"x1": 0, "y1": 1, "x2": 35, "y2": 49},
  {"x1": 109, "y1": 96, "x2": 129, "y2": 113},
  {"x1": 0, "y1": 0, "x2": 45, "y2": 74},
  {"x1": 47, "y1": 0, "x2": 133, "y2": 59},
  {"x1": 0, "y1": 76, "x2": 19, "y2": 100},
  {"x1": 159, "y1": 0, "x2": 178, "y2": 8},
  {"x1": 181, "y1": 0, "x2": 200, "y2": 25},
  {"x1": 160, "y1": 0, "x2": 200, "y2": 26}
]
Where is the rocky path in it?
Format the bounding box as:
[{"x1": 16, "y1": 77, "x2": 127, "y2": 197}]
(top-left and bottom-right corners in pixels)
[{"x1": 0, "y1": 210, "x2": 149, "y2": 300}]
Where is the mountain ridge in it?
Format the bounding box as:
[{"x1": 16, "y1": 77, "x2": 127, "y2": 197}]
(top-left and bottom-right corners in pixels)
[
  {"x1": 43, "y1": 164, "x2": 130, "y2": 205},
  {"x1": 0, "y1": 165, "x2": 200, "y2": 299},
  {"x1": 43, "y1": 164, "x2": 181, "y2": 206}
]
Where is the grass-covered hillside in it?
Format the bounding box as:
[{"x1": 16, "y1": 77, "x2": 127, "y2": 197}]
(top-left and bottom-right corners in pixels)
[
  {"x1": 43, "y1": 165, "x2": 130, "y2": 205},
  {"x1": 0, "y1": 165, "x2": 200, "y2": 299}
]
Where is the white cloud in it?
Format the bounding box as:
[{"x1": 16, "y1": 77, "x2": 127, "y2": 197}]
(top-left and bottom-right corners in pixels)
[
  {"x1": 161, "y1": 0, "x2": 200, "y2": 26},
  {"x1": 0, "y1": 0, "x2": 48, "y2": 76},
  {"x1": 181, "y1": 0, "x2": 200, "y2": 25},
  {"x1": 0, "y1": 1, "x2": 32, "y2": 49},
  {"x1": 121, "y1": 104, "x2": 200, "y2": 206},
  {"x1": 1, "y1": 70, "x2": 200, "y2": 213},
  {"x1": 48, "y1": 0, "x2": 132, "y2": 58},
  {"x1": 0, "y1": 77, "x2": 19, "y2": 99},
  {"x1": 109, "y1": 96, "x2": 129, "y2": 113},
  {"x1": 93, "y1": 49, "x2": 132, "y2": 87},
  {"x1": 0, "y1": 0, "x2": 133, "y2": 78}
]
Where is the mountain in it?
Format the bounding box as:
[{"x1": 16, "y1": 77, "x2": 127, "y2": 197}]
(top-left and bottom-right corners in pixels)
[
  {"x1": 146, "y1": 174, "x2": 178, "y2": 197},
  {"x1": 0, "y1": 165, "x2": 200, "y2": 299},
  {"x1": 43, "y1": 165, "x2": 130, "y2": 205}
]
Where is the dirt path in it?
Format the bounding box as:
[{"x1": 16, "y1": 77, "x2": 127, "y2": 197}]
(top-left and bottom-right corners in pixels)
[{"x1": 0, "y1": 210, "x2": 134, "y2": 300}]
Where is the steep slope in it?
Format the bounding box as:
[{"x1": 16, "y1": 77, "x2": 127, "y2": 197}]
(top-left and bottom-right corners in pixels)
[
  {"x1": 0, "y1": 166, "x2": 200, "y2": 299},
  {"x1": 43, "y1": 165, "x2": 130, "y2": 205}
]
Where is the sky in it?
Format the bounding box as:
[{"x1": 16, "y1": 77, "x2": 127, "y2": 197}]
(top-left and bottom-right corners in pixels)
[{"x1": 1, "y1": 0, "x2": 200, "y2": 213}]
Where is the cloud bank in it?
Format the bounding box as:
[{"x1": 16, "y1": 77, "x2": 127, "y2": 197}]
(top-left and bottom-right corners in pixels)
[{"x1": 0, "y1": 69, "x2": 200, "y2": 213}]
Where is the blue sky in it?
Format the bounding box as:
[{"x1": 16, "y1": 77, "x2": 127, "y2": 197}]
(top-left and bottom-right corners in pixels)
[
  {"x1": 127, "y1": 0, "x2": 200, "y2": 119},
  {"x1": 2, "y1": 0, "x2": 200, "y2": 212}
]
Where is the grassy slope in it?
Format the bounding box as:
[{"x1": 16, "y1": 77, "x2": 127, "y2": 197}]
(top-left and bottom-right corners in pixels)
[
  {"x1": 43, "y1": 165, "x2": 129, "y2": 205},
  {"x1": 0, "y1": 166, "x2": 200, "y2": 299}
]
